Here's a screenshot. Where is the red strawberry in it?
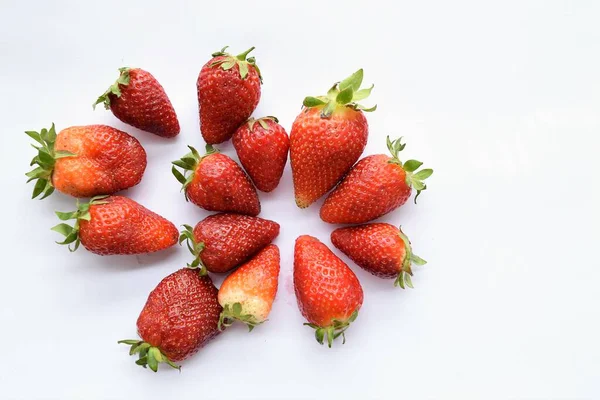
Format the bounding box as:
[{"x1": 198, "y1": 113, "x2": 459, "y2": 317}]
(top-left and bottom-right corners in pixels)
[
  {"x1": 172, "y1": 145, "x2": 260, "y2": 216},
  {"x1": 290, "y1": 69, "x2": 375, "y2": 208},
  {"x1": 331, "y1": 224, "x2": 426, "y2": 288},
  {"x1": 197, "y1": 46, "x2": 262, "y2": 144},
  {"x1": 26, "y1": 124, "x2": 146, "y2": 199},
  {"x1": 232, "y1": 116, "x2": 289, "y2": 192},
  {"x1": 218, "y1": 244, "x2": 280, "y2": 331},
  {"x1": 94, "y1": 67, "x2": 180, "y2": 138},
  {"x1": 179, "y1": 213, "x2": 279, "y2": 274},
  {"x1": 52, "y1": 195, "x2": 178, "y2": 255},
  {"x1": 119, "y1": 268, "x2": 221, "y2": 372},
  {"x1": 321, "y1": 136, "x2": 433, "y2": 224},
  {"x1": 294, "y1": 235, "x2": 363, "y2": 347}
]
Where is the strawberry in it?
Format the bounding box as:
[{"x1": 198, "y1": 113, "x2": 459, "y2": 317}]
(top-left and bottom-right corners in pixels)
[
  {"x1": 25, "y1": 124, "x2": 146, "y2": 199},
  {"x1": 294, "y1": 235, "x2": 363, "y2": 347},
  {"x1": 290, "y1": 69, "x2": 375, "y2": 208},
  {"x1": 119, "y1": 267, "x2": 221, "y2": 372},
  {"x1": 172, "y1": 145, "x2": 260, "y2": 216},
  {"x1": 218, "y1": 244, "x2": 280, "y2": 331},
  {"x1": 197, "y1": 46, "x2": 262, "y2": 144},
  {"x1": 232, "y1": 116, "x2": 289, "y2": 192},
  {"x1": 320, "y1": 136, "x2": 433, "y2": 224},
  {"x1": 94, "y1": 67, "x2": 180, "y2": 138},
  {"x1": 51, "y1": 195, "x2": 178, "y2": 255},
  {"x1": 331, "y1": 224, "x2": 426, "y2": 288},
  {"x1": 179, "y1": 213, "x2": 279, "y2": 274}
]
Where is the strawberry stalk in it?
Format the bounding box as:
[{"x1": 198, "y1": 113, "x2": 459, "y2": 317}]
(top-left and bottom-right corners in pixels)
[
  {"x1": 178, "y1": 225, "x2": 208, "y2": 275},
  {"x1": 118, "y1": 340, "x2": 180, "y2": 373},
  {"x1": 303, "y1": 310, "x2": 359, "y2": 348},
  {"x1": 171, "y1": 144, "x2": 218, "y2": 200},
  {"x1": 51, "y1": 195, "x2": 109, "y2": 251},
  {"x1": 210, "y1": 46, "x2": 262, "y2": 82},
  {"x1": 302, "y1": 69, "x2": 376, "y2": 118},
  {"x1": 25, "y1": 123, "x2": 75, "y2": 199},
  {"x1": 92, "y1": 67, "x2": 131, "y2": 110},
  {"x1": 395, "y1": 227, "x2": 427, "y2": 289},
  {"x1": 218, "y1": 302, "x2": 262, "y2": 332},
  {"x1": 386, "y1": 136, "x2": 434, "y2": 203},
  {"x1": 246, "y1": 115, "x2": 279, "y2": 131}
]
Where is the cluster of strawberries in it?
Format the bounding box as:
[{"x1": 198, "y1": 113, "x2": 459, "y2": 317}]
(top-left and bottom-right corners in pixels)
[{"x1": 26, "y1": 46, "x2": 432, "y2": 372}]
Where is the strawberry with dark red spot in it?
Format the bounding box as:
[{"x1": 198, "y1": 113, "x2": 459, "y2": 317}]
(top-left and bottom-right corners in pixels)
[
  {"x1": 119, "y1": 267, "x2": 221, "y2": 372},
  {"x1": 218, "y1": 244, "x2": 280, "y2": 331},
  {"x1": 232, "y1": 116, "x2": 289, "y2": 192},
  {"x1": 94, "y1": 67, "x2": 180, "y2": 138},
  {"x1": 320, "y1": 136, "x2": 433, "y2": 224},
  {"x1": 331, "y1": 223, "x2": 426, "y2": 288},
  {"x1": 197, "y1": 46, "x2": 262, "y2": 144},
  {"x1": 172, "y1": 145, "x2": 260, "y2": 216},
  {"x1": 294, "y1": 235, "x2": 363, "y2": 347},
  {"x1": 290, "y1": 69, "x2": 375, "y2": 208},
  {"x1": 179, "y1": 213, "x2": 279, "y2": 274},
  {"x1": 26, "y1": 124, "x2": 146, "y2": 199},
  {"x1": 51, "y1": 195, "x2": 178, "y2": 255}
]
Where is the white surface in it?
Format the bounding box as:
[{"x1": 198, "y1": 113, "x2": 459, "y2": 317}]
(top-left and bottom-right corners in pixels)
[{"x1": 1, "y1": 0, "x2": 599, "y2": 399}]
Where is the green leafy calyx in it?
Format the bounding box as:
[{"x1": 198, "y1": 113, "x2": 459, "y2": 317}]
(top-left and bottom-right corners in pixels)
[
  {"x1": 178, "y1": 224, "x2": 208, "y2": 276},
  {"x1": 302, "y1": 69, "x2": 376, "y2": 118},
  {"x1": 218, "y1": 302, "x2": 262, "y2": 332},
  {"x1": 394, "y1": 227, "x2": 427, "y2": 289},
  {"x1": 247, "y1": 116, "x2": 279, "y2": 131},
  {"x1": 51, "y1": 196, "x2": 109, "y2": 252},
  {"x1": 303, "y1": 310, "x2": 359, "y2": 348},
  {"x1": 210, "y1": 46, "x2": 262, "y2": 83},
  {"x1": 25, "y1": 123, "x2": 76, "y2": 199},
  {"x1": 386, "y1": 136, "x2": 433, "y2": 203},
  {"x1": 171, "y1": 144, "x2": 218, "y2": 200},
  {"x1": 118, "y1": 340, "x2": 180, "y2": 373},
  {"x1": 93, "y1": 67, "x2": 131, "y2": 110}
]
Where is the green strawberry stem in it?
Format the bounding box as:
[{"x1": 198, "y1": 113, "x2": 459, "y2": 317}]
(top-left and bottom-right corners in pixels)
[
  {"x1": 171, "y1": 144, "x2": 218, "y2": 200},
  {"x1": 303, "y1": 310, "x2": 359, "y2": 348},
  {"x1": 386, "y1": 136, "x2": 434, "y2": 203},
  {"x1": 210, "y1": 46, "x2": 262, "y2": 82},
  {"x1": 93, "y1": 67, "x2": 131, "y2": 110},
  {"x1": 302, "y1": 69, "x2": 376, "y2": 118},
  {"x1": 395, "y1": 227, "x2": 427, "y2": 289},
  {"x1": 25, "y1": 123, "x2": 76, "y2": 199},
  {"x1": 218, "y1": 302, "x2": 262, "y2": 332},
  {"x1": 118, "y1": 339, "x2": 180, "y2": 373},
  {"x1": 247, "y1": 116, "x2": 279, "y2": 131},
  {"x1": 178, "y1": 225, "x2": 208, "y2": 276},
  {"x1": 51, "y1": 195, "x2": 109, "y2": 252}
]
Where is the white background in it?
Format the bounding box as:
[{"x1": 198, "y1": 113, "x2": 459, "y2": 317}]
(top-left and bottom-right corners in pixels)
[{"x1": 1, "y1": 0, "x2": 599, "y2": 399}]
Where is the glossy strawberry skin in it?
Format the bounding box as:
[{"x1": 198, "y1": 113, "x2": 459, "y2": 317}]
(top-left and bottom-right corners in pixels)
[
  {"x1": 193, "y1": 213, "x2": 280, "y2": 273},
  {"x1": 52, "y1": 125, "x2": 146, "y2": 198},
  {"x1": 331, "y1": 223, "x2": 407, "y2": 279},
  {"x1": 232, "y1": 119, "x2": 289, "y2": 192},
  {"x1": 197, "y1": 58, "x2": 261, "y2": 144},
  {"x1": 137, "y1": 269, "x2": 222, "y2": 362},
  {"x1": 320, "y1": 154, "x2": 411, "y2": 224},
  {"x1": 109, "y1": 68, "x2": 180, "y2": 138},
  {"x1": 218, "y1": 244, "x2": 280, "y2": 322},
  {"x1": 186, "y1": 153, "x2": 260, "y2": 216},
  {"x1": 294, "y1": 235, "x2": 363, "y2": 327},
  {"x1": 290, "y1": 106, "x2": 368, "y2": 208},
  {"x1": 79, "y1": 196, "x2": 178, "y2": 255}
]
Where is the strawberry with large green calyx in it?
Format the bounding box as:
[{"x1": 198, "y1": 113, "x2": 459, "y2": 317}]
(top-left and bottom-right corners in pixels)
[
  {"x1": 386, "y1": 136, "x2": 434, "y2": 203},
  {"x1": 395, "y1": 227, "x2": 427, "y2": 289},
  {"x1": 218, "y1": 302, "x2": 261, "y2": 332},
  {"x1": 25, "y1": 123, "x2": 75, "y2": 199},
  {"x1": 117, "y1": 340, "x2": 181, "y2": 372},
  {"x1": 210, "y1": 46, "x2": 262, "y2": 82},
  {"x1": 302, "y1": 68, "x2": 376, "y2": 118},
  {"x1": 178, "y1": 224, "x2": 208, "y2": 275},
  {"x1": 93, "y1": 67, "x2": 131, "y2": 110},
  {"x1": 51, "y1": 195, "x2": 109, "y2": 252},
  {"x1": 304, "y1": 310, "x2": 358, "y2": 348},
  {"x1": 171, "y1": 144, "x2": 218, "y2": 201}
]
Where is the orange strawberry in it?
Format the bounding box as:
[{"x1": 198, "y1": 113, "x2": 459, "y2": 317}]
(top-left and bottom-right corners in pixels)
[
  {"x1": 52, "y1": 195, "x2": 178, "y2": 255},
  {"x1": 331, "y1": 224, "x2": 426, "y2": 288},
  {"x1": 172, "y1": 145, "x2": 260, "y2": 216},
  {"x1": 232, "y1": 116, "x2": 289, "y2": 192},
  {"x1": 94, "y1": 67, "x2": 180, "y2": 138},
  {"x1": 294, "y1": 235, "x2": 363, "y2": 347},
  {"x1": 217, "y1": 244, "x2": 280, "y2": 331},
  {"x1": 26, "y1": 124, "x2": 146, "y2": 199},
  {"x1": 290, "y1": 69, "x2": 375, "y2": 208},
  {"x1": 179, "y1": 213, "x2": 279, "y2": 274},
  {"x1": 197, "y1": 46, "x2": 262, "y2": 144},
  {"x1": 320, "y1": 136, "x2": 433, "y2": 224}
]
